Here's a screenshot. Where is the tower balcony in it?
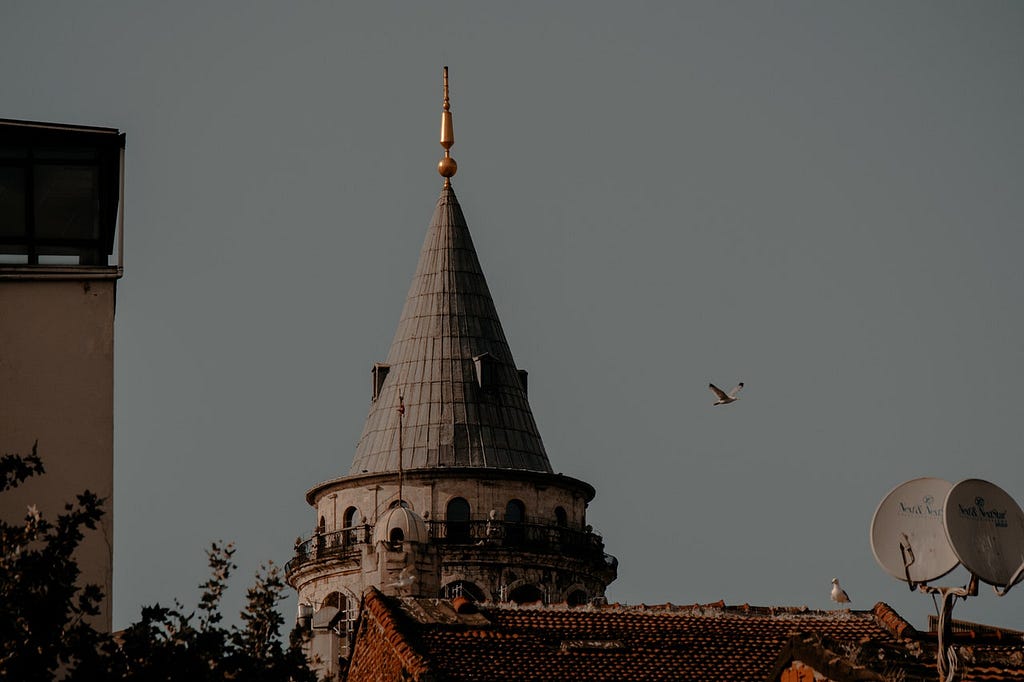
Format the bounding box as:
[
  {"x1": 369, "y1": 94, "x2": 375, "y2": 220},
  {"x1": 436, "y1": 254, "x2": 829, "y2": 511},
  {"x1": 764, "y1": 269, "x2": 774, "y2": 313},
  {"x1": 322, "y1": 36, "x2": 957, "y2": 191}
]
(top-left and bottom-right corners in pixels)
[{"x1": 285, "y1": 519, "x2": 617, "y2": 581}]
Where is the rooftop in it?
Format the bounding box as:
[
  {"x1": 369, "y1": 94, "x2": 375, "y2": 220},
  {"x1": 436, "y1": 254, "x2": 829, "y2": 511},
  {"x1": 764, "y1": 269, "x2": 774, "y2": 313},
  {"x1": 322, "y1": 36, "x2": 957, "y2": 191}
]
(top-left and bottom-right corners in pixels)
[{"x1": 344, "y1": 588, "x2": 1024, "y2": 681}]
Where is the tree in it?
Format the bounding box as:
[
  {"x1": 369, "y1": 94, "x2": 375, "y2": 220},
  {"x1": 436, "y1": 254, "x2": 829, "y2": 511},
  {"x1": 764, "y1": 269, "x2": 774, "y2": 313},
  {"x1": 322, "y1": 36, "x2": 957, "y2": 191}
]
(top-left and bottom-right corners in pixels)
[
  {"x1": 0, "y1": 447, "x2": 315, "y2": 681},
  {"x1": 0, "y1": 443, "x2": 107, "y2": 679}
]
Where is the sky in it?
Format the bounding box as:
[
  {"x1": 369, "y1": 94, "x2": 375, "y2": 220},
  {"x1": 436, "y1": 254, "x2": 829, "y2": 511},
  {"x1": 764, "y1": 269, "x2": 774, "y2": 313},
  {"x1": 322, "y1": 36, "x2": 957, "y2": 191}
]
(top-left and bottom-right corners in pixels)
[{"x1": 2, "y1": 2, "x2": 1023, "y2": 631}]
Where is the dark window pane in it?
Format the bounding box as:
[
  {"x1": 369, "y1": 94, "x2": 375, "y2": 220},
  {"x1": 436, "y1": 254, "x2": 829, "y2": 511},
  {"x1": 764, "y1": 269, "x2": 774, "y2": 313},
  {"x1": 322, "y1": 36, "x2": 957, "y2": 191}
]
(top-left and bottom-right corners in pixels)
[
  {"x1": 34, "y1": 147, "x2": 98, "y2": 160},
  {"x1": 33, "y1": 165, "x2": 99, "y2": 240},
  {"x1": 0, "y1": 167, "x2": 26, "y2": 237}
]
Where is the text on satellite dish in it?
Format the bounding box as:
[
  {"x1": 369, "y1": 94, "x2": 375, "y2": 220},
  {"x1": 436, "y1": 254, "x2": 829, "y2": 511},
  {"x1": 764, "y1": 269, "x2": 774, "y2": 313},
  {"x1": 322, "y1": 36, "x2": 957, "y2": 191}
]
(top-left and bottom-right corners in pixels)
[
  {"x1": 955, "y1": 497, "x2": 1009, "y2": 527},
  {"x1": 899, "y1": 495, "x2": 943, "y2": 518}
]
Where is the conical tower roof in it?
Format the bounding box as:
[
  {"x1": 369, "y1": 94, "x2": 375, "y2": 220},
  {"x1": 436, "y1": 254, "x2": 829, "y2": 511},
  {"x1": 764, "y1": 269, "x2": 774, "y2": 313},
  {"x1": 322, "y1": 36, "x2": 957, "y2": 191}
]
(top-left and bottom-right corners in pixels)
[{"x1": 348, "y1": 183, "x2": 553, "y2": 475}]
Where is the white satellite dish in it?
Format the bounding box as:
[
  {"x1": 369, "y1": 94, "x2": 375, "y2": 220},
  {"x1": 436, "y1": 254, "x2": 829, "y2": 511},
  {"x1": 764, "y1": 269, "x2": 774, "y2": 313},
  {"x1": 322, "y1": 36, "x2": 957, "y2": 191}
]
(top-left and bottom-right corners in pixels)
[
  {"x1": 870, "y1": 477, "x2": 959, "y2": 584},
  {"x1": 944, "y1": 479, "x2": 1024, "y2": 593}
]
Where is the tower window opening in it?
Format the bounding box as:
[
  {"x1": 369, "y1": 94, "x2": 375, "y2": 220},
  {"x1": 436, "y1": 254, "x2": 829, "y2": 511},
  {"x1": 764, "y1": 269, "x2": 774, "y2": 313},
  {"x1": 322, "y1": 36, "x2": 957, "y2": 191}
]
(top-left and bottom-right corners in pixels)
[
  {"x1": 371, "y1": 363, "x2": 390, "y2": 401},
  {"x1": 443, "y1": 581, "x2": 485, "y2": 603},
  {"x1": 505, "y1": 499, "x2": 526, "y2": 546},
  {"x1": 473, "y1": 352, "x2": 497, "y2": 391},
  {"x1": 567, "y1": 590, "x2": 588, "y2": 607},
  {"x1": 446, "y1": 497, "x2": 471, "y2": 543},
  {"x1": 389, "y1": 527, "x2": 404, "y2": 544},
  {"x1": 504, "y1": 499, "x2": 525, "y2": 523},
  {"x1": 343, "y1": 506, "x2": 360, "y2": 545},
  {"x1": 555, "y1": 506, "x2": 568, "y2": 527},
  {"x1": 509, "y1": 584, "x2": 544, "y2": 605},
  {"x1": 517, "y1": 369, "x2": 529, "y2": 396}
]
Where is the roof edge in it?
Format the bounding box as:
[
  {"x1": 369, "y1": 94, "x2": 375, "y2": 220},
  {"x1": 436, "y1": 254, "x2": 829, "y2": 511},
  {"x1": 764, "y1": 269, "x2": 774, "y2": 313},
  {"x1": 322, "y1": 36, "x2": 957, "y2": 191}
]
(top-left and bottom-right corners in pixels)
[
  {"x1": 306, "y1": 468, "x2": 596, "y2": 506},
  {"x1": 354, "y1": 587, "x2": 433, "y2": 679},
  {"x1": 871, "y1": 602, "x2": 916, "y2": 639}
]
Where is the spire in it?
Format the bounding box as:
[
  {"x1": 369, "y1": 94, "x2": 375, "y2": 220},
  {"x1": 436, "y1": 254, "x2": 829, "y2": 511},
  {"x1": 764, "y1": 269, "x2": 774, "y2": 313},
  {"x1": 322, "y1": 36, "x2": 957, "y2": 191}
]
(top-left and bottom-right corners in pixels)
[
  {"x1": 348, "y1": 83, "x2": 552, "y2": 474},
  {"x1": 438, "y1": 66, "x2": 457, "y2": 185}
]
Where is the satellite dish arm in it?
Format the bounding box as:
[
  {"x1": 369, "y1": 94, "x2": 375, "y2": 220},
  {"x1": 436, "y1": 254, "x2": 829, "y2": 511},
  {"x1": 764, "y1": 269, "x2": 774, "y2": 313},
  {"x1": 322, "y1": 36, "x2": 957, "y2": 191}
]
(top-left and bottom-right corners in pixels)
[
  {"x1": 900, "y1": 536, "x2": 920, "y2": 591},
  {"x1": 992, "y1": 560, "x2": 1024, "y2": 597}
]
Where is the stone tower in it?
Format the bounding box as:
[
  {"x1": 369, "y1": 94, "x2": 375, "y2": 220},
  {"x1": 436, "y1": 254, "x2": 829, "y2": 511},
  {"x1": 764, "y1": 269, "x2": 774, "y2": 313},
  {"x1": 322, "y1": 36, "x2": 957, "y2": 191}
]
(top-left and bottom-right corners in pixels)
[{"x1": 286, "y1": 69, "x2": 616, "y2": 674}]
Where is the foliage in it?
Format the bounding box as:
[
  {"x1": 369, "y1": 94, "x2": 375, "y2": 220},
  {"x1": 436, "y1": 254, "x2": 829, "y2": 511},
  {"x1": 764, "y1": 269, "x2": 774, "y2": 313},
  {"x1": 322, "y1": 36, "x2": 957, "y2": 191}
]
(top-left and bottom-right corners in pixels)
[{"x1": 0, "y1": 446, "x2": 315, "y2": 681}]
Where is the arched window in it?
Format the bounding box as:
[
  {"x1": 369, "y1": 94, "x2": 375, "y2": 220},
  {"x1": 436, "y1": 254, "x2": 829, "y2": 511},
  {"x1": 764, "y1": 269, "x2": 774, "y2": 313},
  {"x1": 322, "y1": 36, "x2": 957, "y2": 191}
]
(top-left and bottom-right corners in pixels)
[
  {"x1": 567, "y1": 590, "x2": 588, "y2": 607},
  {"x1": 504, "y1": 499, "x2": 525, "y2": 523},
  {"x1": 316, "y1": 516, "x2": 326, "y2": 555},
  {"x1": 509, "y1": 584, "x2": 544, "y2": 605},
  {"x1": 343, "y1": 507, "x2": 360, "y2": 545},
  {"x1": 389, "y1": 527, "x2": 404, "y2": 544},
  {"x1": 554, "y1": 506, "x2": 568, "y2": 527},
  {"x1": 443, "y1": 581, "x2": 485, "y2": 603},
  {"x1": 389, "y1": 499, "x2": 410, "y2": 509},
  {"x1": 504, "y1": 499, "x2": 526, "y2": 546},
  {"x1": 446, "y1": 497, "x2": 471, "y2": 543}
]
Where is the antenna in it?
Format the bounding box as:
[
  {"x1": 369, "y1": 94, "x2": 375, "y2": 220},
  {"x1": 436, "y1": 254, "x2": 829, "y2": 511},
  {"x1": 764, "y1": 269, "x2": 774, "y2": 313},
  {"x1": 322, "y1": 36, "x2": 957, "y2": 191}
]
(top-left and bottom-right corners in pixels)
[
  {"x1": 869, "y1": 478, "x2": 959, "y2": 588},
  {"x1": 397, "y1": 392, "x2": 405, "y2": 505},
  {"x1": 943, "y1": 479, "x2": 1024, "y2": 596}
]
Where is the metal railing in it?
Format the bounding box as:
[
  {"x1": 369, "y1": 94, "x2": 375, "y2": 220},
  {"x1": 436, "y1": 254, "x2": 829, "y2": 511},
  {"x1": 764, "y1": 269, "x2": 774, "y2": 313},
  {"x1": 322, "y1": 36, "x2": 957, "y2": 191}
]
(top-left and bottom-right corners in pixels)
[
  {"x1": 285, "y1": 519, "x2": 614, "y2": 575},
  {"x1": 427, "y1": 519, "x2": 609, "y2": 559},
  {"x1": 285, "y1": 525, "x2": 371, "y2": 575}
]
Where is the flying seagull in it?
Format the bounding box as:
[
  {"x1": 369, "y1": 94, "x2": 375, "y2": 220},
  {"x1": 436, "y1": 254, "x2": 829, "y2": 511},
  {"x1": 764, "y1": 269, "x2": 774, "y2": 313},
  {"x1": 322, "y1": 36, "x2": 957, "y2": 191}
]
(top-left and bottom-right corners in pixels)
[
  {"x1": 830, "y1": 578, "x2": 851, "y2": 604},
  {"x1": 709, "y1": 382, "x2": 744, "y2": 405}
]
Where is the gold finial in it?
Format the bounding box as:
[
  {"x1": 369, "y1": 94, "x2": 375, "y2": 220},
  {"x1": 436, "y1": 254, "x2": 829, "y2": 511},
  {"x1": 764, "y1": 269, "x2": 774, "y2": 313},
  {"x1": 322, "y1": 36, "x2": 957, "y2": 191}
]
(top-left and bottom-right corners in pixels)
[{"x1": 438, "y1": 66, "x2": 457, "y2": 185}]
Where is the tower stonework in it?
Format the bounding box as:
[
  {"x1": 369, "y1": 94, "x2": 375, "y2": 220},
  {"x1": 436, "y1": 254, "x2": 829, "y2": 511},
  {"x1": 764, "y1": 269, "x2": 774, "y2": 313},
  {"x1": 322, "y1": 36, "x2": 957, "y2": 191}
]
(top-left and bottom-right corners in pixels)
[{"x1": 285, "y1": 70, "x2": 616, "y2": 676}]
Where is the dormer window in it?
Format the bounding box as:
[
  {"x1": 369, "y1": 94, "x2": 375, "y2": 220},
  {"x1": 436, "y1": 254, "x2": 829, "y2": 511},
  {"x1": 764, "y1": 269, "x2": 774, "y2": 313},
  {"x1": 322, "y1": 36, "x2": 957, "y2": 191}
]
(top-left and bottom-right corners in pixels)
[
  {"x1": 517, "y1": 369, "x2": 529, "y2": 396},
  {"x1": 371, "y1": 363, "x2": 390, "y2": 401},
  {"x1": 473, "y1": 352, "x2": 497, "y2": 390}
]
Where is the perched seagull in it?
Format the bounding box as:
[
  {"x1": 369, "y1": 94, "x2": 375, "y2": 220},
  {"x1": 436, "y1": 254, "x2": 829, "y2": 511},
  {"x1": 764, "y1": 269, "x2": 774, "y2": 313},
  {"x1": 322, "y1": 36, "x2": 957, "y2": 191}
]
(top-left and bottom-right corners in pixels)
[
  {"x1": 709, "y1": 382, "x2": 744, "y2": 405},
  {"x1": 830, "y1": 578, "x2": 851, "y2": 604}
]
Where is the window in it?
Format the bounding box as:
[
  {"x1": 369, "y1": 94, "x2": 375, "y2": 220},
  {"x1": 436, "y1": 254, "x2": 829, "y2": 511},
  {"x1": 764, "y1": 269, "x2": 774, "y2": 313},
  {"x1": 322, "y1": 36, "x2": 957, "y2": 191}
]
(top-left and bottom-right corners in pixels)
[
  {"x1": 446, "y1": 497, "x2": 471, "y2": 543},
  {"x1": 343, "y1": 507, "x2": 360, "y2": 545},
  {"x1": 443, "y1": 581, "x2": 485, "y2": 602},
  {"x1": 389, "y1": 527, "x2": 404, "y2": 544},
  {"x1": 371, "y1": 363, "x2": 390, "y2": 401},
  {"x1": 505, "y1": 499, "x2": 526, "y2": 546},
  {"x1": 473, "y1": 352, "x2": 497, "y2": 390},
  {"x1": 567, "y1": 590, "x2": 588, "y2": 607},
  {"x1": 504, "y1": 499, "x2": 525, "y2": 523},
  {"x1": 0, "y1": 122, "x2": 124, "y2": 265},
  {"x1": 555, "y1": 506, "x2": 568, "y2": 527},
  {"x1": 509, "y1": 584, "x2": 544, "y2": 605}
]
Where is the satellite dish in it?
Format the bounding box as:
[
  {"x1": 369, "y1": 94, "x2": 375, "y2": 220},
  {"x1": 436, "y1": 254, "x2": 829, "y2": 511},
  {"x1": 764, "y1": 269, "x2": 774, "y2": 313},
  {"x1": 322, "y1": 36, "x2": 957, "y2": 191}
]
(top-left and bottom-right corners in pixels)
[
  {"x1": 870, "y1": 478, "x2": 959, "y2": 584},
  {"x1": 944, "y1": 479, "x2": 1024, "y2": 590}
]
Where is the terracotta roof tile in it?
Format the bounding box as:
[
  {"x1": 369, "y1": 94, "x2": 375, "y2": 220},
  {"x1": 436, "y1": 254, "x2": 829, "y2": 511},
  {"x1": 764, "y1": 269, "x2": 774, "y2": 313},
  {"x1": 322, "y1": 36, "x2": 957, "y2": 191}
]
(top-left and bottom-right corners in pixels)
[{"x1": 345, "y1": 589, "x2": 1024, "y2": 682}]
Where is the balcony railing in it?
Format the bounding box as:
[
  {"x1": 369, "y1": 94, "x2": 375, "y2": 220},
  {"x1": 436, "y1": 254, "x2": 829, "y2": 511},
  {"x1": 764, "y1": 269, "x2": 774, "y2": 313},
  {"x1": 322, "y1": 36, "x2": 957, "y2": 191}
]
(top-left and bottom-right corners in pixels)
[
  {"x1": 285, "y1": 520, "x2": 615, "y2": 576},
  {"x1": 285, "y1": 525, "x2": 371, "y2": 574},
  {"x1": 426, "y1": 520, "x2": 608, "y2": 559}
]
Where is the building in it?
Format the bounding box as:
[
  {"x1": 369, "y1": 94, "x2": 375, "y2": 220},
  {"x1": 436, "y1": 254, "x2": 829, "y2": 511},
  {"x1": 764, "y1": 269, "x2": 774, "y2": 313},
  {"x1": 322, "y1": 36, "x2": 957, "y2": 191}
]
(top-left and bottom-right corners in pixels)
[
  {"x1": 285, "y1": 69, "x2": 616, "y2": 676},
  {"x1": 0, "y1": 118, "x2": 126, "y2": 630},
  {"x1": 344, "y1": 587, "x2": 1024, "y2": 682}
]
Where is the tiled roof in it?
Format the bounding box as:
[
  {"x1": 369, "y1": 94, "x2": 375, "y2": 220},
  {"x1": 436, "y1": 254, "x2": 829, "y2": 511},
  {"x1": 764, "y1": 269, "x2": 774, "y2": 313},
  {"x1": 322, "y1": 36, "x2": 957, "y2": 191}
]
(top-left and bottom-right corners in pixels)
[
  {"x1": 345, "y1": 588, "x2": 1024, "y2": 682},
  {"x1": 345, "y1": 590, "x2": 848, "y2": 681},
  {"x1": 349, "y1": 183, "x2": 552, "y2": 475}
]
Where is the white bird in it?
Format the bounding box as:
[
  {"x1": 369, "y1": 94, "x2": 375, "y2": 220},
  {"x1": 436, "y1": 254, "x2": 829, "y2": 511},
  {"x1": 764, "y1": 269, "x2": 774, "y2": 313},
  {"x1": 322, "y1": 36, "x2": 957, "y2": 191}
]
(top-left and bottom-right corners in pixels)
[
  {"x1": 830, "y1": 578, "x2": 851, "y2": 604},
  {"x1": 387, "y1": 566, "x2": 417, "y2": 591},
  {"x1": 709, "y1": 382, "x2": 744, "y2": 405}
]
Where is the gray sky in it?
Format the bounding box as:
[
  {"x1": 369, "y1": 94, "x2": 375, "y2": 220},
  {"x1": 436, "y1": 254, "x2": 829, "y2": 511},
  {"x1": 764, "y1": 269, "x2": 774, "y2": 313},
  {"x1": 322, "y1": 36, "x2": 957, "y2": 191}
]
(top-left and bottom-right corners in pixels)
[{"x1": 3, "y1": 2, "x2": 1023, "y2": 630}]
